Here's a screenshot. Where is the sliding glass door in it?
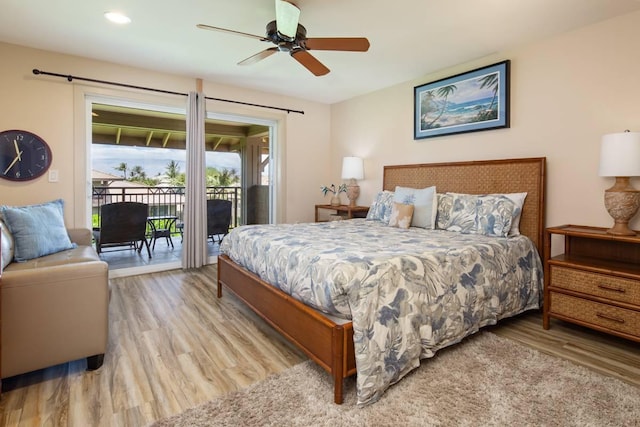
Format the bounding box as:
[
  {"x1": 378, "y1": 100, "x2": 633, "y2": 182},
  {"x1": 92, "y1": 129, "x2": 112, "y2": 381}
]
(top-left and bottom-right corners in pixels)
[{"x1": 83, "y1": 94, "x2": 277, "y2": 276}]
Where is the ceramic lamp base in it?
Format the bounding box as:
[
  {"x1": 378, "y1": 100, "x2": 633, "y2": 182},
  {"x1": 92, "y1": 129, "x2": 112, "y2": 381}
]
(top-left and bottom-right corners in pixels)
[
  {"x1": 604, "y1": 177, "x2": 640, "y2": 236},
  {"x1": 346, "y1": 183, "x2": 360, "y2": 207}
]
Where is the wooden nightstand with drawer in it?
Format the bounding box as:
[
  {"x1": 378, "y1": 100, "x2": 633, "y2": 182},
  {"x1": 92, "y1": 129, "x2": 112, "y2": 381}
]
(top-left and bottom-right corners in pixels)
[{"x1": 543, "y1": 225, "x2": 640, "y2": 342}]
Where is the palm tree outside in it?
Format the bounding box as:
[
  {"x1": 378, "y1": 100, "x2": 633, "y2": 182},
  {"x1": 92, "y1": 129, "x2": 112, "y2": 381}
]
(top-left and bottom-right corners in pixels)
[{"x1": 114, "y1": 162, "x2": 128, "y2": 179}]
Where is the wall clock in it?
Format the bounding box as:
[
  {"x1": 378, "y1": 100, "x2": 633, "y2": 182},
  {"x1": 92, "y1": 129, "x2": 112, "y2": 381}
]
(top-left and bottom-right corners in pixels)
[{"x1": 0, "y1": 130, "x2": 52, "y2": 181}]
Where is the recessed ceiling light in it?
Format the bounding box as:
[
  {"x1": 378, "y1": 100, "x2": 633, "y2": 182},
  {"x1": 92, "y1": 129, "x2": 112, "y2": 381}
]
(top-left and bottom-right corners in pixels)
[{"x1": 104, "y1": 12, "x2": 131, "y2": 25}]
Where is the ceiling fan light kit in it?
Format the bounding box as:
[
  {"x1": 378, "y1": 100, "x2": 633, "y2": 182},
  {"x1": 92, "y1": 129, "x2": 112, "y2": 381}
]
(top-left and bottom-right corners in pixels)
[
  {"x1": 265, "y1": 20, "x2": 307, "y2": 51},
  {"x1": 274, "y1": 0, "x2": 300, "y2": 40},
  {"x1": 197, "y1": 0, "x2": 369, "y2": 76}
]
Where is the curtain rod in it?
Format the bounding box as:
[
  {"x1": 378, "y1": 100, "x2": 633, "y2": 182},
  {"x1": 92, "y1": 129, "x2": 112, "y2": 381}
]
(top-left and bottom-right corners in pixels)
[{"x1": 32, "y1": 69, "x2": 305, "y2": 115}]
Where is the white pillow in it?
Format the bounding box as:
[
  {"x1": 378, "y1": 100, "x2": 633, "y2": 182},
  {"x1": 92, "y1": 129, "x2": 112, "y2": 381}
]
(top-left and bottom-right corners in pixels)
[{"x1": 393, "y1": 186, "x2": 437, "y2": 229}]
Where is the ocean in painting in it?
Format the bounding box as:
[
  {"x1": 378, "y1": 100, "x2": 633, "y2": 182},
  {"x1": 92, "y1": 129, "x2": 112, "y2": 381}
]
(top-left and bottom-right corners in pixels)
[{"x1": 420, "y1": 96, "x2": 498, "y2": 130}]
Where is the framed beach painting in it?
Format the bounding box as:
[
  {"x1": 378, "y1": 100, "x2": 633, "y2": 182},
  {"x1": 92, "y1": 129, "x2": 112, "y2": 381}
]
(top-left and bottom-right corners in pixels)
[{"x1": 414, "y1": 60, "x2": 510, "y2": 139}]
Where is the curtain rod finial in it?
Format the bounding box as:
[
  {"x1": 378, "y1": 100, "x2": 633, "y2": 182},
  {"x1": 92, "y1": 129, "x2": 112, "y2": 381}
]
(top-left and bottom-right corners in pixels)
[{"x1": 32, "y1": 69, "x2": 40, "y2": 75}]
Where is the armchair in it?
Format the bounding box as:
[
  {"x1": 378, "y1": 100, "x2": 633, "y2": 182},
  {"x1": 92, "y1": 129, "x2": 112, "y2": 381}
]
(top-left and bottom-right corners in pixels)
[{"x1": 1, "y1": 227, "x2": 109, "y2": 379}]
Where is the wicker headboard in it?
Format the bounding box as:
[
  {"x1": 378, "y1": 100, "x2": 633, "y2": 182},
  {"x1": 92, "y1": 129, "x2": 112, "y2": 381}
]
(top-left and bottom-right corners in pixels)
[{"x1": 383, "y1": 157, "x2": 546, "y2": 253}]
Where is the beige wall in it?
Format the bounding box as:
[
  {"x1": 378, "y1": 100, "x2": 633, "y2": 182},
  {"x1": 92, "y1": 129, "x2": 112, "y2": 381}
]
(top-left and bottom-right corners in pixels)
[
  {"x1": 0, "y1": 42, "x2": 331, "y2": 225},
  {"x1": 3, "y1": 10, "x2": 640, "y2": 230},
  {"x1": 330, "y1": 11, "x2": 640, "y2": 232}
]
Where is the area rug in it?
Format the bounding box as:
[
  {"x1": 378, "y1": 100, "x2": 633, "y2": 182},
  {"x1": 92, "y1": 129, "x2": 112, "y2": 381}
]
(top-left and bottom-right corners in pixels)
[{"x1": 151, "y1": 332, "x2": 639, "y2": 427}]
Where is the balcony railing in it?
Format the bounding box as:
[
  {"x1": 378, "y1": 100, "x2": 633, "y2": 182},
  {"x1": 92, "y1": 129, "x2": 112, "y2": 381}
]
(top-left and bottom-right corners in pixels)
[{"x1": 92, "y1": 186, "x2": 241, "y2": 234}]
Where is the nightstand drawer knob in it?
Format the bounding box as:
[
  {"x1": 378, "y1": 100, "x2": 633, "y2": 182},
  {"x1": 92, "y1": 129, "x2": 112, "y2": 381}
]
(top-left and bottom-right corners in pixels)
[
  {"x1": 597, "y1": 284, "x2": 626, "y2": 293},
  {"x1": 596, "y1": 313, "x2": 626, "y2": 324}
]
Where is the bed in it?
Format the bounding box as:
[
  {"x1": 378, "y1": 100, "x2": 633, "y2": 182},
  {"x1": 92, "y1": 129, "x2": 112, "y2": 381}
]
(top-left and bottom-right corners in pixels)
[{"x1": 217, "y1": 157, "x2": 546, "y2": 406}]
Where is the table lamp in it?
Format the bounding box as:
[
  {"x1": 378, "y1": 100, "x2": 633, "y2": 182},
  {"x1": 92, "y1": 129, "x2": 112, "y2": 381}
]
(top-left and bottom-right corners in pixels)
[
  {"x1": 598, "y1": 130, "x2": 640, "y2": 235},
  {"x1": 342, "y1": 156, "x2": 364, "y2": 207}
]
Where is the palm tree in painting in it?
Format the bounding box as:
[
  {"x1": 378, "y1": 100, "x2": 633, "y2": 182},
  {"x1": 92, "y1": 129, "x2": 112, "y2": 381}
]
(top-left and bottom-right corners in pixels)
[
  {"x1": 475, "y1": 72, "x2": 499, "y2": 121},
  {"x1": 420, "y1": 90, "x2": 436, "y2": 130},
  {"x1": 423, "y1": 84, "x2": 457, "y2": 129}
]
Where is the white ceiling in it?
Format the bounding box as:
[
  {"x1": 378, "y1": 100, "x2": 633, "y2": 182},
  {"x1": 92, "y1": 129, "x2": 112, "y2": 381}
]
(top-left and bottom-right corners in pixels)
[{"x1": 2, "y1": 0, "x2": 640, "y2": 104}]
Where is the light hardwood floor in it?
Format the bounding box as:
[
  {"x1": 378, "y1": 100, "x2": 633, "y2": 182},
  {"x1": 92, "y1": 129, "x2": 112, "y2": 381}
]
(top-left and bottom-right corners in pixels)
[{"x1": 1, "y1": 265, "x2": 639, "y2": 426}]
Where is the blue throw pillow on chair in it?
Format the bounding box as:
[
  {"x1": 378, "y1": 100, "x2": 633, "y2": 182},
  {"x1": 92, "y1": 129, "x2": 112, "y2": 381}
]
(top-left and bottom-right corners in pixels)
[{"x1": 0, "y1": 199, "x2": 76, "y2": 262}]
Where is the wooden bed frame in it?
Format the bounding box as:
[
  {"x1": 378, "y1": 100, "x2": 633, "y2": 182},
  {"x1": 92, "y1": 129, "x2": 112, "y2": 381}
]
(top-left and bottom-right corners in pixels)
[{"x1": 217, "y1": 157, "x2": 546, "y2": 404}]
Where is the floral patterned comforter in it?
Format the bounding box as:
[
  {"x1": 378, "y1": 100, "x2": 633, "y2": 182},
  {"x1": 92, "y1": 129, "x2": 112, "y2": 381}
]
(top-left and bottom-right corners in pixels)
[{"x1": 220, "y1": 219, "x2": 543, "y2": 406}]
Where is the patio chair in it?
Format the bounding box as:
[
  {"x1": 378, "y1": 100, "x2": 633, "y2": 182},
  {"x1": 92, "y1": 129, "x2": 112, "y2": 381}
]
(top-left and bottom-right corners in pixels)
[
  {"x1": 93, "y1": 202, "x2": 152, "y2": 258},
  {"x1": 207, "y1": 198, "x2": 232, "y2": 244}
]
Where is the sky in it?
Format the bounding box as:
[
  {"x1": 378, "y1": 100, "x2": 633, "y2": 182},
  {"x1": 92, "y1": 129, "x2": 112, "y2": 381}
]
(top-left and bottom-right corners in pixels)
[
  {"x1": 92, "y1": 145, "x2": 241, "y2": 178},
  {"x1": 445, "y1": 74, "x2": 496, "y2": 104}
]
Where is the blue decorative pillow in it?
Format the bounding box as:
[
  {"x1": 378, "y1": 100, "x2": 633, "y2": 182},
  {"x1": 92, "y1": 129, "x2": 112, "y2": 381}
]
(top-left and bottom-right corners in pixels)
[
  {"x1": 436, "y1": 193, "x2": 454, "y2": 230},
  {"x1": 475, "y1": 195, "x2": 515, "y2": 237},
  {"x1": 0, "y1": 199, "x2": 76, "y2": 262},
  {"x1": 366, "y1": 191, "x2": 395, "y2": 224},
  {"x1": 488, "y1": 192, "x2": 527, "y2": 236},
  {"x1": 445, "y1": 193, "x2": 477, "y2": 233},
  {"x1": 437, "y1": 193, "x2": 517, "y2": 237},
  {"x1": 394, "y1": 186, "x2": 437, "y2": 229}
]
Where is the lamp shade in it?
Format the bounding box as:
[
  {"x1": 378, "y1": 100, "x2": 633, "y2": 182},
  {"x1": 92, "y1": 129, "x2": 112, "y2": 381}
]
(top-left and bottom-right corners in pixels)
[
  {"x1": 599, "y1": 132, "x2": 640, "y2": 177},
  {"x1": 341, "y1": 157, "x2": 364, "y2": 180},
  {"x1": 275, "y1": 0, "x2": 300, "y2": 39}
]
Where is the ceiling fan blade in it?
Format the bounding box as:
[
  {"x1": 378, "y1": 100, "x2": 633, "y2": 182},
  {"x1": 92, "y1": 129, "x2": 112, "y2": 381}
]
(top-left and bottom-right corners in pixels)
[
  {"x1": 238, "y1": 48, "x2": 279, "y2": 66},
  {"x1": 196, "y1": 24, "x2": 268, "y2": 42},
  {"x1": 275, "y1": 0, "x2": 300, "y2": 39},
  {"x1": 291, "y1": 50, "x2": 330, "y2": 76},
  {"x1": 303, "y1": 37, "x2": 370, "y2": 52}
]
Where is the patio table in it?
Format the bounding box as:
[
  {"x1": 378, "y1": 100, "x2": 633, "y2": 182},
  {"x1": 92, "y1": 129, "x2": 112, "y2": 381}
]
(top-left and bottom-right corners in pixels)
[{"x1": 147, "y1": 215, "x2": 178, "y2": 250}]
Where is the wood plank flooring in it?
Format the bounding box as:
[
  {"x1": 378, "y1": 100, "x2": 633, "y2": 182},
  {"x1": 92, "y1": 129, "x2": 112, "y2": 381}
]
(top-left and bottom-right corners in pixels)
[{"x1": 1, "y1": 265, "x2": 639, "y2": 426}]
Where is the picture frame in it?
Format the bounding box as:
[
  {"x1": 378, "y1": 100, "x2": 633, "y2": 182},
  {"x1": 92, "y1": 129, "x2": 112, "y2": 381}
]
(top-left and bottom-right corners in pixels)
[{"x1": 414, "y1": 60, "x2": 510, "y2": 139}]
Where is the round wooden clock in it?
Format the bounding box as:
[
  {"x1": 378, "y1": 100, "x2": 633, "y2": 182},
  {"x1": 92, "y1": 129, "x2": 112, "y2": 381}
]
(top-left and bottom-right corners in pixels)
[{"x1": 0, "y1": 130, "x2": 52, "y2": 181}]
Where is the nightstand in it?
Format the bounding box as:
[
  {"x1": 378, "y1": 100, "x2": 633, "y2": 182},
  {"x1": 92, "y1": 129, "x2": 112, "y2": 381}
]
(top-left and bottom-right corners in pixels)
[
  {"x1": 543, "y1": 224, "x2": 640, "y2": 342},
  {"x1": 315, "y1": 204, "x2": 369, "y2": 222}
]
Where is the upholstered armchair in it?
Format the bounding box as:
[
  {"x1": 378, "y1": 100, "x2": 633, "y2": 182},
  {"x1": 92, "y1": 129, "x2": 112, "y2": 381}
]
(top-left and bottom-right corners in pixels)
[{"x1": 1, "y1": 200, "x2": 110, "y2": 379}]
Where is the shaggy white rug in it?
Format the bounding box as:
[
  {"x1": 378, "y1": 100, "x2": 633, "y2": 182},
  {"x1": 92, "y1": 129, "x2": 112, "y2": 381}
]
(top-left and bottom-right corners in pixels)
[{"x1": 151, "y1": 332, "x2": 639, "y2": 426}]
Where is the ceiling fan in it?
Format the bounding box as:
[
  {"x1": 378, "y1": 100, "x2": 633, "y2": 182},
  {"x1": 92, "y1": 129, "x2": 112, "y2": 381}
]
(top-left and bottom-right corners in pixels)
[{"x1": 197, "y1": 0, "x2": 370, "y2": 76}]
